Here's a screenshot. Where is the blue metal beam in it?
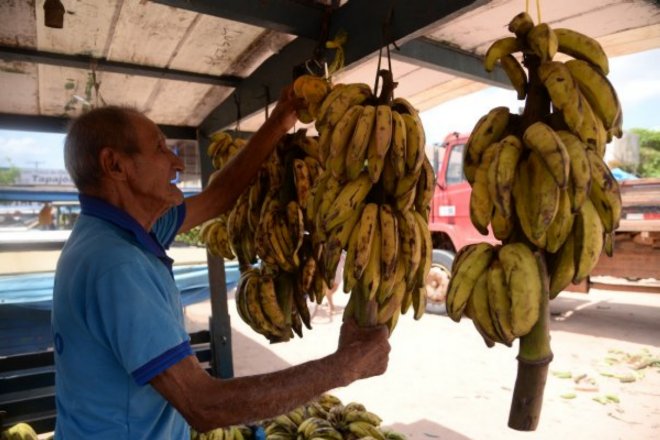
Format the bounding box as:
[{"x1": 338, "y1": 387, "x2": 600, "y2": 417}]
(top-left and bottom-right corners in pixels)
[{"x1": 393, "y1": 37, "x2": 512, "y2": 89}]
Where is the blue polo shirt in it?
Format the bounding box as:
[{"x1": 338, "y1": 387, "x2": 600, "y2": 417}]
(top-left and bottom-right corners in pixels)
[{"x1": 52, "y1": 195, "x2": 192, "y2": 440}]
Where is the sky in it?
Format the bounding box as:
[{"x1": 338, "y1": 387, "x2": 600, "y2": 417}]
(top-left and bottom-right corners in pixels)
[{"x1": 0, "y1": 48, "x2": 659, "y2": 171}]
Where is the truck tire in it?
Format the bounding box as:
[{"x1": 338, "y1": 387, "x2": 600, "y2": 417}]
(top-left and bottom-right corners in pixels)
[{"x1": 425, "y1": 249, "x2": 455, "y2": 315}]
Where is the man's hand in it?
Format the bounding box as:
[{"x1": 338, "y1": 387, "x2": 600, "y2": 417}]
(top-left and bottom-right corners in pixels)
[
  {"x1": 336, "y1": 318, "x2": 391, "y2": 382},
  {"x1": 268, "y1": 84, "x2": 306, "y2": 134}
]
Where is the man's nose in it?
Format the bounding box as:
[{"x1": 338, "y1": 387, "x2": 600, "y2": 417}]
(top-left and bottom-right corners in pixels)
[{"x1": 171, "y1": 150, "x2": 185, "y2": 171}]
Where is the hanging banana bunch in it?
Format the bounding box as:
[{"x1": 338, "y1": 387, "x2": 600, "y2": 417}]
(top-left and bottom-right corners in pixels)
[{"x1": 443, "y1": 10, "x2": 624, "y2": 431}]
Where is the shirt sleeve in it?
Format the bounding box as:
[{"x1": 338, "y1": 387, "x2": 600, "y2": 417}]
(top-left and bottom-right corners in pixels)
[
  {"x1": 87, "y1": 261, "x2": 191, "y2": 385},
  {"x1": 151, "y1": 203, "x2": 186, "y2": 249}
]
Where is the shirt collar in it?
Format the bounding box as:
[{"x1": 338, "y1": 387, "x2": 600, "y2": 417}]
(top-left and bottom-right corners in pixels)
[{"x1": 79, "y1": 194, "x2": 174, "y2": 273}]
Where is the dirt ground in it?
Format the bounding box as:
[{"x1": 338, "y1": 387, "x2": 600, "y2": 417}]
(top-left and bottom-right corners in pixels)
[{"x1": 184, "y1": 285, "x2": 660, "y2": 440}]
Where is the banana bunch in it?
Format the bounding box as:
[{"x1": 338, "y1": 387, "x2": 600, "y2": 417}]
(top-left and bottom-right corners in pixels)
[
  {"x1": 447, "y1": 12, "x2": 624, "y2": 350},
  {"x1": 293, "y1": 74, "x2": 332, "y2": 123},
  {"x1": 446, "y1": 243, "x2": 545, "y2": 346},
  {"x1": 263, "y1": 394, "x2": 405, "y2": 440},
  {"x1": 191, "y1": 425, "x2": 252, "y2": 440},
  {"x1": 302, "y1": 79, "x2": 433, "y2": 332},
  {"x1": 201, "y1": 131, "x2": 247, "y2": 260},
  {"x1": 0, "y1": 423, "x2": 38, "y2": 440}
]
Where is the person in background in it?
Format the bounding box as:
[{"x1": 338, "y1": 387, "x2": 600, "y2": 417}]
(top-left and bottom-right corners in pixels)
[
  {"x1": 52, "y1": 85, "x2": 390, "y2": 440},
  {"x1": 38, "y1": 202, "x2": 55, "y2": 230}
]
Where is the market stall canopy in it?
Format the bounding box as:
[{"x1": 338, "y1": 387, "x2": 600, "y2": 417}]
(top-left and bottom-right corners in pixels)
[{"x1": 0, "y1": 0, "x2": 658, "y2": 136}]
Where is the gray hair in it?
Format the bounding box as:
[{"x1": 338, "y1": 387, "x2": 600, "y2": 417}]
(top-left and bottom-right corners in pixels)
[{"x1": 64, "y1": 106, "x2": 142, "y2": 192}]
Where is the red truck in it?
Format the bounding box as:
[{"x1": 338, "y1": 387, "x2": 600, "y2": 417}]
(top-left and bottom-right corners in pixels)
[{"x1": 423, "y1": 132, "x2": 660, "y2": 314}]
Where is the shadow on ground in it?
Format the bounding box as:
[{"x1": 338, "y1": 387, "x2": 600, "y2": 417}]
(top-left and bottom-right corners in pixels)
[
  {"x1": 385, "y1": 419, "x2": 471, "y2": 440},
  {"x1": 548, "y1": 294, "x2": 660, "y2": 346}
]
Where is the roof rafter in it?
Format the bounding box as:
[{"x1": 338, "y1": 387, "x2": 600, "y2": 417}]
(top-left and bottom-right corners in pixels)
[
  {"x1": 0, "y1": 46, "x2": 242, "y2": 87},
  {"x1": 191, "y1": 0, "x2": 485, "y2": 133}
]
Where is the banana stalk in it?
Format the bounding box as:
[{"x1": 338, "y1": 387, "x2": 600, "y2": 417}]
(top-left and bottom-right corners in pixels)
[{"x1": 508, "y1": 252, "x2": 553, "y2": 431}]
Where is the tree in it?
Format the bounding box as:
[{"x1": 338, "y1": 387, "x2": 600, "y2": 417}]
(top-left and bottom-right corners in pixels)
[
  {"x1": 0, "y1": 157, "x2": 20, "y2": 185},
  {"x1": 630, "y1": 129, "x2": 660, "y2": 178}
]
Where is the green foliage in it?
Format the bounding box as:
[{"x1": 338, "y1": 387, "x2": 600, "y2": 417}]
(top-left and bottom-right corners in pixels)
[
  {"x1": 0, "y1": 157, "x2": 20, "y2": 185},
  {"x1": 174, "y1": 225, "x2": 204, "y2": 247},
  {"x1": 625, "y1": 129, "x2": 660, "y2": 178}
]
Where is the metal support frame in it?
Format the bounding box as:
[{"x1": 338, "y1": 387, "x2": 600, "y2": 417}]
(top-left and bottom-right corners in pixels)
[
  {"x1": 392, "y1": 37, "x2": 512, "y2": 89},
  {"x1": 0, "y1": 46, "x2": 241, "y2": 87},
  {"x1": 197, "y1": 133, "x2": 234, "y2": 379},
  {"x1": 198, "y1": 0, "x2": 481, "y2": 132}
]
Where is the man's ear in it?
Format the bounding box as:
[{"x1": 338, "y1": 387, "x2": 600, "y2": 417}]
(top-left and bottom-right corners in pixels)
[{"x1": 99, "y1": 147, "x2": 127, "y2": 181}]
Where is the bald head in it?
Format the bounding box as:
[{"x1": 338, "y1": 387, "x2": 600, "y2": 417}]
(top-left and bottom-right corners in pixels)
[{"x1": 64, "y1": 106, "x2": 144, "y2": 192}]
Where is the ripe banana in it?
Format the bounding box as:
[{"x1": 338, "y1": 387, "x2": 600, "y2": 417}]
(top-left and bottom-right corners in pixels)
[
  {"x1": 527, "y1": 23, "x2": 558, "y2": 62},
  {"x1": 554, "y1": 28, "x2": 609, "y2": 75},
  {"x1": 498, "y1": 243, "x2": 543, "y2": 337},
  {"x1": 464, "y1": 107, "x2": 510, "y2": 184},
  {"x1": 573, "y1": 198, "x2": 604, "y2": 283},
  {"x1": 379, "y1": 204, "x2": 399, "y2": 292},
  {"x1": 526, "y1": 151, "x2": 561, "y2": 244},
  {"x1": 446, "y1": 243, "x2": 495, "y2": 321},
  {"x1": 565, "y1": 59, "x2": 622, "y2": 133},
  {"x1": 587, "y1": 149, "x2": 622, "y2": 233},
  {"x1": 390, "y1": 110, "x2": 408, "y2": 177},
  {"x1": 322, "y1": 171, "x2": 372, "y2": 232},
  {"x1": 366, "y1": 104, "x2": 393, "y2": 183},
  {"x1": 483, "y1": 37, "x2": 522, "y2": 72},
  {"x1": 346, "y1": 104, "x2": 376, "y2": 180},
  {"x1": 522, "y1": 121, "x2": 570, "y2": 189},
  {"x1": 401, "y1": 112, "x2": 426, "y2": 175},
  {"x1": 350, "y1": 203, "x2": 379, "y2": 286},
  {"x1": 327, "y1": 104, "x2": 364, "y2": 179},
  {"x1": 500, "y1": 54, "x2": 527, "y2": 100}
]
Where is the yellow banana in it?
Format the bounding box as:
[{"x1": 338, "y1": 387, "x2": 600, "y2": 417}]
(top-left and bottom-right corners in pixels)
[
  {"x1": 464, "y1": 107, "x2": 510, "y2": 184},
  {"x1": 390, "y1": 110, "x2": 408, "y2": 177},
  {"x1": 351, "y1": 203, "x2": 379, "y2": 283},
  {"x1": 396, "y1": 211, "x2": 422, "y2": 291},
  {"x1": 526, "y1": 151, "x2": 561, "y2": 244},
  {"x1": 486, "y1": 260, "x2": 515, "y2": 345},
  {"x1": 401, "y1": 112, "x2": 426, "y2": 174},
  {"x1": 259, "y1": 274, "x2": 287, "y2": 331},
  {"x1": 414, "y1": 155, "x2": 436, "y2": 215},
  {"x1": 555, "y1": 28, "x2": 609, "y2": 75},
  {"x1": 323, "y1": 203, "x2": 364, "y2": 286},
  {"x1": 292, "y1": 158, "x2": 312, "y2": 209},
  {"x1": 413, "y1": 210, "x2": 433, "y2": 291},
  {"x1": 548, "y1": 232, "x2": 575, "y2": 299},
  {"x1": 538, "y1": 61, "x2": 581, "y2": 114},
  {"x1": 498, "y1": 243, "x2": 543, "y2": 337},
  {"x1": 319, "y1": 83, "x2": 372, "y2": 130},
  {"x1": 556, "y1": 130, "x2": 592, "y2": 212},
  {"x1": 500, "y1": 54, "x2": 527, "y2": 100},
  {"x1": 322, "y1": 171, "x2": 372, "y2": 232},
  {"x1": 367, "y1": 104, "x2": 393, "y2": 183},
  {"x1": 491, "y1": 205, "x2": 514, "y2": 241},
  {"x1": 513, "y1": 158, "x2": 547, "y2": 248},
  {"x1": 327, "y1": 104, "x2": 364, "y2": 179},
  {"x1": 489, "y1": 134, "x2": 523, "y2": 219},
  {"x1": 346, "y1": 104, "x2": 376, "y2": 180},
  {"x1": 565, "y1": 59, "x2": 622, "y2": 133},
  {"x1": 361, "y1": 221, "x2": 382, "y2": 301},
  {"x1": 526, "y1": 23, "x2": 558, "y2": 62},
  {"x1": 464, "y1": 271, "x2": 495, "y2": 345},
  {"x1": 469, "y1": 142, "x2": 500, "y2": 235},
  {"x1": 587, "y1": 149, "x2": 622, "y2": 233},
  {"x1": 508, "y1": 11, "x2": 534, "y2": 38},
  {"x1": 522, "y1": 121, "x2": 570, "y2": 189},
  {"x1": 445, "y1": 243, "x2": 495, "y2": 322},
  {"x1": 573, "y1": 198, "x2": 604, "y2": 283},
  {"x1": 483, "y1": 37, "x2": 522, "y2": 72},
  {"x1": 545, "y1": 188, "x2": 574, "y2": 253},
  {"x1": 379, "y1": 204, "x2": 399, "y2": 290}
]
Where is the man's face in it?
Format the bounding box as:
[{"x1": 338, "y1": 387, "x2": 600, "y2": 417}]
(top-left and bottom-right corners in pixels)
[{"x1": 124, "y1": 114, "x2": 185, "y2": 213}]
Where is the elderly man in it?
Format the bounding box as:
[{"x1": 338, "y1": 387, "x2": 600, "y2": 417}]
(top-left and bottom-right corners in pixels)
[{"x1": 52, "y1": 86, "x2": 390, "y2": 439}]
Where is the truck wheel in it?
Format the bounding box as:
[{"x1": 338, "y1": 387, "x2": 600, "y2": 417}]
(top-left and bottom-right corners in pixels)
[{"x1": 425, "y1": 249, "x2": 454, "y2": 315}]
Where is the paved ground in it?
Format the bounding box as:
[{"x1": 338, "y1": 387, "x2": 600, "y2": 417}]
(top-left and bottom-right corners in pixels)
[{"x1": 184, "y1": 286, "x2": 660, "y2": 440}]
